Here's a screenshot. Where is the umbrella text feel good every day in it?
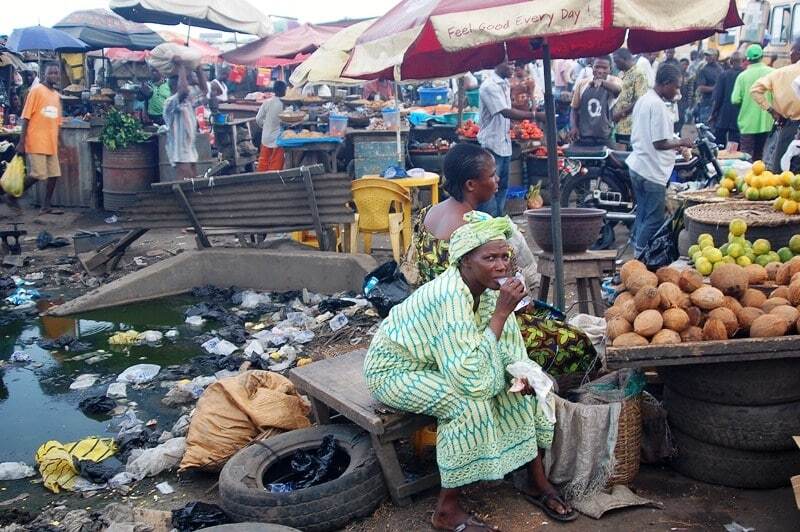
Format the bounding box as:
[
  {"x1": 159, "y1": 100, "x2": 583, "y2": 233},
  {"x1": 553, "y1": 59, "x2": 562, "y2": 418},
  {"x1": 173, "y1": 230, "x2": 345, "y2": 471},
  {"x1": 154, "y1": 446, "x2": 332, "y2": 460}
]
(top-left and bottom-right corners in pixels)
[{"x1": 443, "y1": 7, "x2": 594, "y2": 40}]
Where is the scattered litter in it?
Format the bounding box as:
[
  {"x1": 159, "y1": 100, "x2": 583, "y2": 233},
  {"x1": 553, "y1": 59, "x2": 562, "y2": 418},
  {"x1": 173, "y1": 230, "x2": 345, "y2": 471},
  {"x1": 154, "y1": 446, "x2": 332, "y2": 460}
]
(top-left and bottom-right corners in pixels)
[
  {"x1": 36, "y1": 231, "x2": 70, "y2": 250},
  {"x1": 38, "y1": 334, "x2": 92, "y2": 352},
  {"x1": 109, "y1": 330, "x2": 140, "y2": 346},
  {"x1": 69, "y1": 374, "x2": 99, "y2": 390},
  {"x1": 105, "y1": 215, "x2": 118, "y2": 224},
  {"x1": 108, "y1": 471, "x2": 135, "y2": 489},
  {"x1": 171, "y1": 415, "x2": 191, "y2": 437},
  {"x1": 126, "y1": 437, "x2": 186, "y2": 480},
  {"x1": 165, "y1": 329, "x2": 179, "y2": 339},
  {"x1": 724, "y1": 523, "x2": 755, "y2": 532},
  {"x1": 106, "y1": 382, "x2": 127, "y2": 400},
  {"x1": 318, "y1": 298, "x2": 356, "y2": 314},
  {"x1": 79, "y1": 395, "x2": 117, "y2": 417},
  {"x1": 171, "y1": 501, "x2": 230, "y2": 532},
  {"x1": 110, "y1": 409, "x2": 145, "y2": 438},
  {"x1": 76, "y1": 456, "x2": 124, "y2": 483},
  {"x1": 116, "y1": 364, "x2": 161, "y2": 384},
  {"x1": 293, "y1": 330, "x2": 315, "y2": 344},
  {"x1": 329, "y1": 313, "x2": 348, "y2": 332},
  {"x1": 85, "y1": 352, "x2": 112, "y2": 364},
  {"x1": 156, "y1": 481, "x2": 175, "y2": 494},
  {"x1": 5, "y1": 287, "x2": 41, "y2": 306},
  {"x1": 267, "y1": 435, "x2": 337, "y2": 493},
  {"x1": 201, "y1": 337, "x2": 238, "y2": 356},
  {"x1": 244, "y1": 339, "x2": 264, "y2": 356},
  {"x1": 25, "y1": 272, "x2": 44, "y2": 281},
  {"x1": 133, "y1": 256, "x2": 147, "y2": 267},
  {"x1": 137, "y1": 330, "x2": 163, "y2": 343},
  {"x1": 9, "y1": 351, "x2": 31, "y2": 363},
  {"x1": 185, "y1": 315, "x2": 205, "y2": 327},
  {"x1": 239, "y1": 290, "x2": 271, "y2": 309},
  {"x1": 297, "y1": 357, "x2": 313, "y2": 367},
  {"x1": 35, "y1": 437, "x2": 116, "y2": 493},
  {"x1": 0, "y1": 462, "x2": 36, "y2": 480}
]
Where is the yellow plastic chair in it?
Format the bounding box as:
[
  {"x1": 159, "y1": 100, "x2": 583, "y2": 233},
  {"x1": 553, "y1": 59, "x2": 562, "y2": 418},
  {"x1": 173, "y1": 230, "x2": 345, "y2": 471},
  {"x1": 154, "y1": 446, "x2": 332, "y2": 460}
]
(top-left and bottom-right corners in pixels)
[{"x1": 350, "y1": 178, "x2": 412, "y2": 261}]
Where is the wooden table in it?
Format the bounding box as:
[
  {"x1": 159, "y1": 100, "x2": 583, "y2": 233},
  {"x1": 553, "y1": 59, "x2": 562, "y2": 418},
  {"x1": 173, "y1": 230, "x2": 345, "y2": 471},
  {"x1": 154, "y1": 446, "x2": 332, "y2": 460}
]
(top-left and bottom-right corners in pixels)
[
  {"x1": 283, "y1": 141, "x2": 341, "y2": 173},
  {"x1": 535, "y1": 249, "x2": 617, "y2": 316},
  {"x1": 212, "y1": 118, "x2": 257, "y2": 172}
]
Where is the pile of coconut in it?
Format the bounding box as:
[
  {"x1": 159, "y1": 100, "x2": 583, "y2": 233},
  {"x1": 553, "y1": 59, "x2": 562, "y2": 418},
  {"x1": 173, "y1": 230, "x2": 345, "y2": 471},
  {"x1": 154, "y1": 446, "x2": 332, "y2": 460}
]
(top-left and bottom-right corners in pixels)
[{"x1": 606, "y1": 258, "x2": 800, "y2": 347}]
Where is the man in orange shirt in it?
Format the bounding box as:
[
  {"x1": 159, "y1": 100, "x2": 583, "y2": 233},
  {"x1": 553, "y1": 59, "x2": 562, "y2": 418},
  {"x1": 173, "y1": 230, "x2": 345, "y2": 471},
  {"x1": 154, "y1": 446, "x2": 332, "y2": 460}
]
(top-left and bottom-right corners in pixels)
[{"x1": 3, "y1": 63, "x2": 63, "y2": 214}]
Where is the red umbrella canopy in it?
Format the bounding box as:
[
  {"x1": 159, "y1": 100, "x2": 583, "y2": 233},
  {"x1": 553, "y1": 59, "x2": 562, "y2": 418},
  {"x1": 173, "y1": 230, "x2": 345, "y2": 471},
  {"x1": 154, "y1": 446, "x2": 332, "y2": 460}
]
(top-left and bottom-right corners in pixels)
[
  {"x1": 221, "y1": 23, "x2": 346, "y2": 66},
  {"x1": 343, "y1": 0, "x2": 742, "y2": 80}
]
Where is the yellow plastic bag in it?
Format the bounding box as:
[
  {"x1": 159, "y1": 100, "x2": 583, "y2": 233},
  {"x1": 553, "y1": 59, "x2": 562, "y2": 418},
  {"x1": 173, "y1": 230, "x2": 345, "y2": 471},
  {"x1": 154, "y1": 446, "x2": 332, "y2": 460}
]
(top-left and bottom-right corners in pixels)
[
  {"x1": 35, "y1": 437, "x2": 116, "y2": 493},
  {"x1": 0, "y1": 155, "x2": 25, "y2": 197}
]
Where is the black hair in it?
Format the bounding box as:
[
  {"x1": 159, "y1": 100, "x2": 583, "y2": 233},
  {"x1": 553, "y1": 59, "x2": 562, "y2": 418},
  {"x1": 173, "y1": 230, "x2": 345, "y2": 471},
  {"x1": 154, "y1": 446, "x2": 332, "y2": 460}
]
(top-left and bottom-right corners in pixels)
[
  {"x1": 656, "y1": 63, "x2": 682, "y2": 86},
  {"x1": 613, "y1": 48, "x2": 633, "y2": 62},
  {"x1": 593, "y1": 55, "x2": 612, "y2": 66},
  {"x1": 690, "y1": 50, "x2": 699, "y2": 61},
  {"x1": 680, "y1": 58, "x2": 690, "y2": 64},
  {"x1": 273, "y1": 80, "x2": 287, "y2": 97},
  {"x1": 443, "y1": 143, "x2": 494, "y2": 201},
  {"x1": 43, "y1": 62, "x2": 60, "y2": 73}
]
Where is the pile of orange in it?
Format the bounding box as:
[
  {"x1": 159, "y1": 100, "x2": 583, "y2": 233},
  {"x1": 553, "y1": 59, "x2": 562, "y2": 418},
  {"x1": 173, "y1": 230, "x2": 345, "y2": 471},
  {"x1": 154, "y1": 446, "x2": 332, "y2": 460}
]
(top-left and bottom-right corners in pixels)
[{"x1": 510, "y1": 120, "x2": 543, "y2": 140}]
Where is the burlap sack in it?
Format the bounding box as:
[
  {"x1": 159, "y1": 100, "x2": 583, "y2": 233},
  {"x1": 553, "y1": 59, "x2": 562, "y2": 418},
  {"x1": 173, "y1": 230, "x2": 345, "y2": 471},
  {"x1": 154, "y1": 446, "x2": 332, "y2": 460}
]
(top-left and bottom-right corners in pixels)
[{"x1": 180, "y1": 371, "x2": 311, "y2": 470}]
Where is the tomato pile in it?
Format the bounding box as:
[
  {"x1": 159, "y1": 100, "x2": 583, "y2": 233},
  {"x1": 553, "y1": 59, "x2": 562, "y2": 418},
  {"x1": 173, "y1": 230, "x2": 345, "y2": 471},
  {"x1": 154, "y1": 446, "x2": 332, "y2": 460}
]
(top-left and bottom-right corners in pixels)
[
  {"x1": 531, "y1": 146, "x2": 565, "y2": 158},
  {"x1": 510, "y1": 120, "x2": 543, "y2": 141},
  {"x1": 455, "y1": 119, "x2": 480, "y2": 138}
]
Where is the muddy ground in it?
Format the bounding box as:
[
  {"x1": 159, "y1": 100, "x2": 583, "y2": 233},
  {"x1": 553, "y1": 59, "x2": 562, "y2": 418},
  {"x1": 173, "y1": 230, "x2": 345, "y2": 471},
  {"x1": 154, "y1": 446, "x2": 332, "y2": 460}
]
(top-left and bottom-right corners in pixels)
[{"x1": 0, "y1": 204, "x2": 797, "y2": 531}]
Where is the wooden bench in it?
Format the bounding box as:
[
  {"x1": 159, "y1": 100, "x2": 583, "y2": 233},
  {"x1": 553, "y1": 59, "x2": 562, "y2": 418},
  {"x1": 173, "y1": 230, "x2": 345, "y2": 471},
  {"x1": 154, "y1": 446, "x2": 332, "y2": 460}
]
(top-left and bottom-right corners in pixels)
[{"x1": 289, "y1": 349, "x2": 439, "y2": 506}]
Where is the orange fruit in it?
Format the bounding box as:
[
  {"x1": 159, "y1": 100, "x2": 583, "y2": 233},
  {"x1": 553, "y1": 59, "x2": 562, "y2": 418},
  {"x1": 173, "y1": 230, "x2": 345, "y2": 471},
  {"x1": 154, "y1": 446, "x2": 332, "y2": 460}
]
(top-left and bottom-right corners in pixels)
[
  {"x1": 783, "y1": 199, "x2": 798, "y2": 215},
  {"x1": 753, "y1": 160, "x2": 766, "y2": 175}
]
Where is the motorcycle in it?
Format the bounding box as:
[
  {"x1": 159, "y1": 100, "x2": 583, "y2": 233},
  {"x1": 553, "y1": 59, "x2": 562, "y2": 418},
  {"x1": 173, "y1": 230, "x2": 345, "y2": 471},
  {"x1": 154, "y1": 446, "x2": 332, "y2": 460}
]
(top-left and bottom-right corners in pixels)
[{"x1": 558, "y1": 124, "x2": 722, "y2": 249}]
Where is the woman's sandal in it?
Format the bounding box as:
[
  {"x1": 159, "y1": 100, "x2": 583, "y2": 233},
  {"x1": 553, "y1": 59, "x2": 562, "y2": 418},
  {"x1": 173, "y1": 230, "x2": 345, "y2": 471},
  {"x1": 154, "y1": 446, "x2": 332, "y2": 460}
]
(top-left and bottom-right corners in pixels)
[
  {"x1": 523, "y1": 492, "x2": 578, "y2": 522},
  {"x1": 431, "y1": 513, "x2": 501, "y2": 531}
]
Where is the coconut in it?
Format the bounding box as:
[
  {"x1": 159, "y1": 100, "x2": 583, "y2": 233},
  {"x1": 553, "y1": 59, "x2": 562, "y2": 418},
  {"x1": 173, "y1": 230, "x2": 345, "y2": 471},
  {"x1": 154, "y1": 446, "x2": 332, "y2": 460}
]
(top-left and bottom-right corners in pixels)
[
  {"x1": 744, "y1": 264, "x2": 768, "y2": 285},
  {"x1": 762, "y1": 297, "x2": 790, "y2": 314},
  {"x1": 633, "y1": 309, "x2": 663, "y2": 338},
  {"x1": 662, "y1": 308, "x2": 690, "y2": 332},
  {"x1": 791, "y1": 272, "x2": 800, "y2": 285},
  {"x1": 709, "y1": 263, "x2": 749, "y2": 298},
  {"x1": 789, "y1": 283, "x2": 800, "y2": 306},
  {"x1": 736, "y1": 307, "x2": 764, "y2": 332},
  {"x1": 651, "y1": 329, "x2": 682, "y2": 345},
  {"x1": 625, "y1": 269, "x2": 659, "y2": 295},
  {"x1": 658, "y1": 282, "x2": 687, "y2": 309},
  {"x1": 770, "y1": 305, "x2": 799, "y2": 330},
  {"x1": 685, "y1": 306, "x2": 704, "y2": 327},
  {"x1": 690, "y1": 286, "x2": 725, "y2": 310},
  {"x1": 607, "y1": 317, "x2": 633, "y2": 341},
  {"x1": 634, "y1": 286, "x2": 661, "y2": 312},
  {"x1": 788, "y1": 257, "x2": 800, "y2": 278},
  {"x1": 776, "y1": 263, "x2": 793, "y2": 286},
  {"x1": 604, "y1": 305, "x2": 624, "y2": 321},
  {"x1": 708, "y1": 307, "x2": 738, "y2": 337},
  {"x1": 740, "y1": 288, "x2": 767, "y2": 308},
  {"x1": 750, "y1": 314, "x2": 789, "y2": 338},
  {"x1": 620, "y1": 260, "x2": 647, "y2": 285},
  {"x1": 766, "y1": 262, "x2": 781, "y2": 281},
  {"x1": 679, "y1": 269, "x2": 705, "y2": 293},
  {"x1": 703, "y1": 318, "x2": 729, "y2": 340},
  {"x1": 617, "y1": 299, "x2": 639, "y2": 323},
  {"x1": 722, "y1": 296, "x2": 743, "y2": 316},
  {"x1": 771, "y1": 286, "x2": 790, "y2": 300},
  {"x1": 656, "y1": 266, "x2": 681, "y2": 286},
  {"x1": 612, "y1": 332, "x2": 649, "y2": 347},
  {"x1": 680, "y1": 326, "x2": 703, "y2": 342},
  {"x1": 614, "y1": 291, "x2": 634, "y2": 306}
]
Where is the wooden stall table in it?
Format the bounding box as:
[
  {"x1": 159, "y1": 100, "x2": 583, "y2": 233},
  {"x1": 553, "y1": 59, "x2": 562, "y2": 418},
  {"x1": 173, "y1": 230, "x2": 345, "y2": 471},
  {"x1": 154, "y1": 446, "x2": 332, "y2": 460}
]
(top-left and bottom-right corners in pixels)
[
  {"x1": 212, "y1": 118, "x2": 257, "y2": 173},
  {"x1": 535, "y1": 249, "x2": 617, "y2": 316},
  {"x1": 283, "y1": 140, "x2": 342, "y2": 173}
]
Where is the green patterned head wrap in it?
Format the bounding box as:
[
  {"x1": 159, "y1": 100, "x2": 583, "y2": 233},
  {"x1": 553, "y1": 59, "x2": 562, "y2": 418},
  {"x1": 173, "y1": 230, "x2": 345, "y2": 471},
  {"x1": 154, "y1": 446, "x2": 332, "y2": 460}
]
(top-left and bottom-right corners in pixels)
[{"x1": 449, "y1": 211, "x2": 514, "y2": 264}]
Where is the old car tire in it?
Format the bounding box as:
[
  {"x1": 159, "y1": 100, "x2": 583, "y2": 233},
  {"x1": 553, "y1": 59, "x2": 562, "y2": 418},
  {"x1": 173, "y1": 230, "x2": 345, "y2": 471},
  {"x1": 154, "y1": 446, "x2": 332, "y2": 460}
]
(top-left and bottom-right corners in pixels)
[
  {"x1": 671, "y1": 428, "x2": 800, "y2": 489},
  {"x1": 659, "y1": 358, "x2": 800, "y2": 406},
  {"x1": 664, "y1": 387, "x2": 800, "y2": 451},
  {"x1": 219, "y1": 424, "x2": 387, "y2": 532}
]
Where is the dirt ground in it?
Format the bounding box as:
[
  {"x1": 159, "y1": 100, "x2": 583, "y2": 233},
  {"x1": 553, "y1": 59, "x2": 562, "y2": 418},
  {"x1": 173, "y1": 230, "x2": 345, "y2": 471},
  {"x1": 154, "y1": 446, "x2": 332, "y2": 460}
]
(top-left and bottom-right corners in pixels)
[{"x1": 1, "y1": 203, "x2": 797, "y2": 531}]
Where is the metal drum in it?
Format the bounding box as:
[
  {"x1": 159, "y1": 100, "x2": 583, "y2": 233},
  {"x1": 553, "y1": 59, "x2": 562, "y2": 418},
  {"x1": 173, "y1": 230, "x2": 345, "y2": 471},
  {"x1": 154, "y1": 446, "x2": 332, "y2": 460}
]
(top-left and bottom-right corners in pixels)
[{"x1": 102, "y1": 140, "x2": 158, "y2": 211}]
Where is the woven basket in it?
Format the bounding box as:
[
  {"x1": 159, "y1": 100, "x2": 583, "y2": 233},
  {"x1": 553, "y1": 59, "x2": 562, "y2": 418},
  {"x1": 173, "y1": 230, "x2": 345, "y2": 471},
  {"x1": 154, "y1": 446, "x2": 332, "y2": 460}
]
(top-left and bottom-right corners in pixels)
[
  {"x1": 685, "y1": 201, "x2": 800, "y2": 249},
  {"x1": 607, "y1": 394, "x2": 643, "y2": 486}
]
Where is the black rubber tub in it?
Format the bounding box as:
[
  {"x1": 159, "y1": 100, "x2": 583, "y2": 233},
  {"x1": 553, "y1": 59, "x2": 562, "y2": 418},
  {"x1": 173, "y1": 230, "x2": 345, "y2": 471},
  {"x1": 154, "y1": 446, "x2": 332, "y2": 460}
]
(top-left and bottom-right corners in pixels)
[{"x1": 525, "y1": 207, "x2": 606, "y2": 253}]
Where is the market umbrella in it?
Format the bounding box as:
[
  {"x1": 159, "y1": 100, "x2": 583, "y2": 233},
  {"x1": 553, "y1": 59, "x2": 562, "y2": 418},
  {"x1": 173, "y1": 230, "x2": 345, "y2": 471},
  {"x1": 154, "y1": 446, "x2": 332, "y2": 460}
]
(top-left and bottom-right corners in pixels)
[
  {"x1": 110, "y1": 0, "x2": 272, "y2": 37},
  {"x1": 221, "y1": 23, "x2": 345, "y2": 66},
  {"x1": 54, "y1": 9, "x2": 164, "y2": 51},
  {"x1": 342, "y1": 0, "x2": 742, "y2": 310},
  {"x1": 158, "y1": 31, "x2": 223, "y2": 64},
  {"x1": 289, "y1": 19, "x2": 377, "y2": 86},
  {"x1": 6, "y1": 26, "x2": 88, "y2": 53}
]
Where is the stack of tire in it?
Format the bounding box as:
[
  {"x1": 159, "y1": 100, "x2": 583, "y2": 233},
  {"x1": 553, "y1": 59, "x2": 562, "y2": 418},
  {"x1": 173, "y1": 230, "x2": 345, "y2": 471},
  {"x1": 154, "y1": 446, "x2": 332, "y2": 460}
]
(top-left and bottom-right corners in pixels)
[
  {"x1": 661, "y1": 359, "x2": 800, "y2": 489},
  {"x1": 219, "y1": 425, "x2": 387, "y2": 532}
]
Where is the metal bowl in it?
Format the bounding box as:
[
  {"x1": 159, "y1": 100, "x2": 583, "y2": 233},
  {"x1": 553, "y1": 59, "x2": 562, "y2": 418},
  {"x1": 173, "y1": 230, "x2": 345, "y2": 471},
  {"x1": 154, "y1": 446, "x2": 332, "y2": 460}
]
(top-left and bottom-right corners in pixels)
[{"x1": 524, "y1": 207, "x2": 606, "y2": 253}]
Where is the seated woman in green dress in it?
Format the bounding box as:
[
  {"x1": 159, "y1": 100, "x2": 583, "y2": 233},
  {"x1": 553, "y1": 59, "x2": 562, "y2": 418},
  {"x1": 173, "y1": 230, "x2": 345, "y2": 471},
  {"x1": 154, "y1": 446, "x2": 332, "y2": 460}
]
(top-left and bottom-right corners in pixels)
[
  {"x1": 414, "y1": 142, "x2": 596, "y2": 377},
  {"x1": 364, "y1": 214, "x2": 576, "y2": 531}
]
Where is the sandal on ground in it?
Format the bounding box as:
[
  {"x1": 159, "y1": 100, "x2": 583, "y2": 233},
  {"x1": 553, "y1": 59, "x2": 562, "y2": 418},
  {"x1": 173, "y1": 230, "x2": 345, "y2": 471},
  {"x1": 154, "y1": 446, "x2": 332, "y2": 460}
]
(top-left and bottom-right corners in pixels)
[
  {"x1": 523, "y1": 492, "x2": 578, "y2": 522},
  {"x1": 431, "y1": 513, "x2": 501, "y2": 532}
]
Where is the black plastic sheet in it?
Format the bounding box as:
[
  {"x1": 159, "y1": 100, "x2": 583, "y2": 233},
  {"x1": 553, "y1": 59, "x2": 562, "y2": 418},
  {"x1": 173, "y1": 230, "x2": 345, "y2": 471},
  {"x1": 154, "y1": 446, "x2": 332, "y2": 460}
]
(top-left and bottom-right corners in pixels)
[
  {"x1": 75, "y1": 457, "x2": 124, "y2": 483},
  {"x1": 171, "y1": 502, "x2": 230, "y2": 532},
  {"x1": 36, "y1": 231, "x2": 70, "y2": 250},
  {"x1": 79, "y1": 395, "x2": 117, "y2": 417},
  {"x1": 267, "y1": 435, "x2": 337, "y2": 493},
  {"x1": 363, "y1": 261, "x2": 412, "y2": 318},
  {"x1": 37, "y1": 335, "x2": 92, "y2": 352}
]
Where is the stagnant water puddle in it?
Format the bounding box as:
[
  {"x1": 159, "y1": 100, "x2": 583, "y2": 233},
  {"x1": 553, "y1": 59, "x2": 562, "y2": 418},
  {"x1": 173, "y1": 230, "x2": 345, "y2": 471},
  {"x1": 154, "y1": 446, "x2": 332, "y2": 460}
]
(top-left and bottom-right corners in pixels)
[{"x1": 0, "y1": 296, "x2": 203, "y2": 464}]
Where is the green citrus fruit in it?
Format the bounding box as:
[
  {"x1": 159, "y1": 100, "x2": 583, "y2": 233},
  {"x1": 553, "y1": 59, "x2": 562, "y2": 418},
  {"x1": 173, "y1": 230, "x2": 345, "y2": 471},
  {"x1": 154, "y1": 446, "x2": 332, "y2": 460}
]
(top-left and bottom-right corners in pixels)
[
  {"x1": 696, "y1": 257, "x2": 713, "y2": 275},
  {"x1": 703, "y1": 247, "x2": 724, "y2": 263},
  {"x1": 767, "y1": 251, "x2": 782, "y2": 264},
  {"x1": 729, "y1": 218, "x2": 747, "y2": 237},
  {"x1": 775, "y1": 197, "x2": 786, "y2": 211},
  {"x1": 778, "y1": 247, "x2": 794, "y2": 262},
  {"x1": 746, "y1": 187, "x2": 761, "y2": 201},
  {"x1": 736, "y1": 255, "x2": 753, "y2": 266},
  {"x1": 781, "y1": 186, "x2": 792, "y2": 198},
  {"x1": 727, "y1": 243, "x2": 744, "y2": 258},
  {"x1": 753, "y1": 239, "x2": 771, "y2": 255},
  {"x1": 756, "y1": 254, "x2": 771, "y2": 266},
  {"x1": 789, "y1": 234, "x2": 800, "y2": 254},
  {"x1": 688, "y1": 244, "x2": 701, "y2": 257}
]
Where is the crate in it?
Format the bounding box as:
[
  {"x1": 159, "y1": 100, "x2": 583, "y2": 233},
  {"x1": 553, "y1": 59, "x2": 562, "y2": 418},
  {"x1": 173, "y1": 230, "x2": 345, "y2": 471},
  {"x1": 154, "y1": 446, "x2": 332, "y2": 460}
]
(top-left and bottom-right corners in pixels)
[{"x1": 419, "y1": 87, "x2": 449, "y2": 106}]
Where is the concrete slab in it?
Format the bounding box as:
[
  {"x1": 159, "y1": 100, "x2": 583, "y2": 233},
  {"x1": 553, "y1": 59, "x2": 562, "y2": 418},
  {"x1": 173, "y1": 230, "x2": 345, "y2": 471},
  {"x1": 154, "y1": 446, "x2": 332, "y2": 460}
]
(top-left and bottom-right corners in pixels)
[{"x1": 50, "y1": 248, "x2": 378, "y2": 316}]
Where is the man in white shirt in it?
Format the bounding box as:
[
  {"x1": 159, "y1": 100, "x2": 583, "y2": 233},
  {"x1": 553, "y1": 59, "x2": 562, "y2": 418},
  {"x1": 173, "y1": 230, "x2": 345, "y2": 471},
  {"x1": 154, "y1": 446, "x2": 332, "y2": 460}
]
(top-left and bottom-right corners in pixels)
[
  {"x1": 477, "y1": 59, "x2": 538, "y2": 216},
  {"x1": 626, "y1": 64, "x2": 693, "y2": 257},
  {"x1": 255, "y1": 80, "x2": 286, "y2": 171},
  {"x1": 636, "y1": 52, "x2": 659, "y2": 88}
]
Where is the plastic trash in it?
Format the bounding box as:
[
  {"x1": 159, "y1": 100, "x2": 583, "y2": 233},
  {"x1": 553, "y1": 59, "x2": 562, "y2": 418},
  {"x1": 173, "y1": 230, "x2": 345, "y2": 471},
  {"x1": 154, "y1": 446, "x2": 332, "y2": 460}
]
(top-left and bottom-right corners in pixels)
[
  {"x1": 329, "y1": 313, "x2": 348, "y2": 332},
  {"x1": 85, "y1": 352, "x2": 112, "y2": 364},
  {"x1": 76, "y1": 456, "x2": 124, "y2": 483},
  {"x1": 317, "y1": 298, "x2": 356, "y2": 314},
  {"x1": 9, "y1": 351, "x2": 31, "y2": 363},
  {"x1": 171, "y1": 415, "x2": 191, "y2": 438},
  {"x1": 506, "y1": 361, "x2": 555, "y2": 423},
  {"x1": 253, "y1": 329, "x2": 288, "y2": 347},
  {"x1": 104, "y1": 215, "x2": 118, "y2": 224},
  {"x1": 108, "y1": 471, "x2": 135, "y2": 489},
  {"x1": 171, "y1": 501, "x2": 230, "y2": 532},
  {"x1": 116, "y1": 364, "x2": 161, "y2": 384},
  {"x1": 165, "y1": 329, "x2": 180, "y2": 339},
  {"x1": 239, "y1": 290, "x2": 271, "y2": 309},
  {"x1": 244, "y1": 339, "x2": 264, "y2": 356},
  {"x1": 35, "y1": 437, "x2": 116, "y2": 493},
  {"x1": 363, "y1": 260, "x2": 412, "y2": 318},
  {"x1": 156, "y1": 481, "x2": 175, "y2": 494},
  {"x1": 106, "y1": 382, "x2": 127, "y2": 400},
  {"x1": 0, "y1": 155, "x2": 25, "y2": 197},
  {"x1": 137, "y1": 330, "x2": 163, "y2": 343},
  {"x1": 266, "y1": 435, "x2": 337, "y2": 492},
  {"x1": 292, "y1": 330, "x2": 315, "y2": 344},
  {"x1": 79, "y1": 395, "x2": 117, "y2": 417},
  {"x1": 109, "y1": 330, "x2": 140, "y2": 346},
  {"x1": 185, "y1": 315, "x2": 205, "y2": 327},
  {"x1": 69, "y1": 374, "x2": 99, "y2": 390},
  {"x1": 201, "y1": 337, "x2": 238, "y2": 356},
  {"x1": 5, "y1": 287, "x2": 41, "y2": 306},
  {"x1": 38, "y1": 335, "x2": 91, "y2": 352},
  {"x1": 725, "y1": 523, "x2": 755, "y2": 532},
  {"x1": 126, "y1": 437, "x2": 186, "y2": 480},
  {"x1": 110, "y1": 409, "x2": 145, "y2": 439},
  {"x1": 0, "y1": 461, "x2": 36, "y2": 480},
  {"x1": 36, "y1": 231, "x2": 70, "y2": 250}
]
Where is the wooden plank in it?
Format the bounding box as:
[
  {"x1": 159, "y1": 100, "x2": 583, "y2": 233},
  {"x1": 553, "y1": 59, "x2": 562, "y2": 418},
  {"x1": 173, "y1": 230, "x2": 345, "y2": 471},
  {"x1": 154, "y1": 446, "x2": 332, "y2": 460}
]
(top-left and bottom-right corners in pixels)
[
  {"x1": 173, "y1": 185, "x2": 210, "y2": 248},
  {"x1": 301, "y1": 166, "x2": 329, "y2": 250},
  {"x1": 150, "y1": 165, "x2": 326, "y2": 192},
  {"x1": 606, "y1": 335, "x2": 800, "y2": 369}
]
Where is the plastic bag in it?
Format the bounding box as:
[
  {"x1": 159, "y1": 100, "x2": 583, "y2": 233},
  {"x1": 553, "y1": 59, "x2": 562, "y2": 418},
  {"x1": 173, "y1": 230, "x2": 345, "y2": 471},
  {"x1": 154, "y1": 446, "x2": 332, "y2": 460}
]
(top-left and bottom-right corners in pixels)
[
  {"x1": 171, "y1": 501, "x2": 230, "y2": 532},
  {"x1": 636, "y1": 204, "x2": 684, "y2": 270},
  {"x1": 76, "y1": 456, "x2": 124, "y2": 483},
  {"x1": 363, "y1": 261, "x2": 412, "y2": 318},
  {"x1": 116, "y1": 364, "x2": 161, "y2": 384},
  {"x1": 126, "y1": 437, "x2": 186, "y2": 480},
  {"x1": 35, "y1": 437, "x2": 117, "y2": 493},
  {"x1": 781, "y1": 139, "x2": 800, "y2": 172},
  {"x1": 266, "y1": 435, "x2": 338, "y2": 492},
  {"x1": 0, "y1": 461, "x2": 36, "y2": 480},
  {"x1": 147, "y1": 43, "x2": 202, "y2": 76},
  {"x1": 36, "y1": 231, "x2": 70, "y2": 250},
  {"x1": 79, "y1": 395, "x2": 117, "y2": 417},
  {"x1": 572, "y1": 369, "x2": 646, "y2": 405},
  {"x1": 201, "y1": 337, "x2": 238, "y2": 356},
  {"x1": 506, "y1": 361, "x2": 555, "y2": 423},
  {"x1": 0, "y1": 155, "x2": 25, "y2": 197}
]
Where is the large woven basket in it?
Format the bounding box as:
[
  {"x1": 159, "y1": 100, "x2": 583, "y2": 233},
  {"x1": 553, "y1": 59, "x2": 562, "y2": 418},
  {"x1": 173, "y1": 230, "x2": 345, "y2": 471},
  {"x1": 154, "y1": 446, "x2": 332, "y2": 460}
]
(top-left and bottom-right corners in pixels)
[
  {"x1": 607, "y1": 394, "x2": 643, "y2": 486},
  {"x1": 685, "y1": 202, "x2": 800, "y2": 249}
]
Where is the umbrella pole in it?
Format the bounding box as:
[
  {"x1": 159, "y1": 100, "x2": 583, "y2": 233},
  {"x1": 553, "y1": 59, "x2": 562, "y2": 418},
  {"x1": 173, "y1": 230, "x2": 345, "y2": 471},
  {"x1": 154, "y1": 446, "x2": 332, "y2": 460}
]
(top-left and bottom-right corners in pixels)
[
  {"x1": 186, "y1": 24, "x2": 191, "y2": 47},
  {"x1": 542, "y1": 41, "x2": 565, "y2": 311},
  {"x1": 395, "y1": 79, "x2": 402, "y2": 165}
]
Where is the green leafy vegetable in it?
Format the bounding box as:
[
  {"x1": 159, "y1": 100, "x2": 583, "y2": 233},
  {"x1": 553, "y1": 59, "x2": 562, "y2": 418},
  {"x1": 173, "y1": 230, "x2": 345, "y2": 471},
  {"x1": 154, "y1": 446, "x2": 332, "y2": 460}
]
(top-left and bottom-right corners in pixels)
[{"x1": 101, "y1": 108, "x2": 150, "y2": 150}]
